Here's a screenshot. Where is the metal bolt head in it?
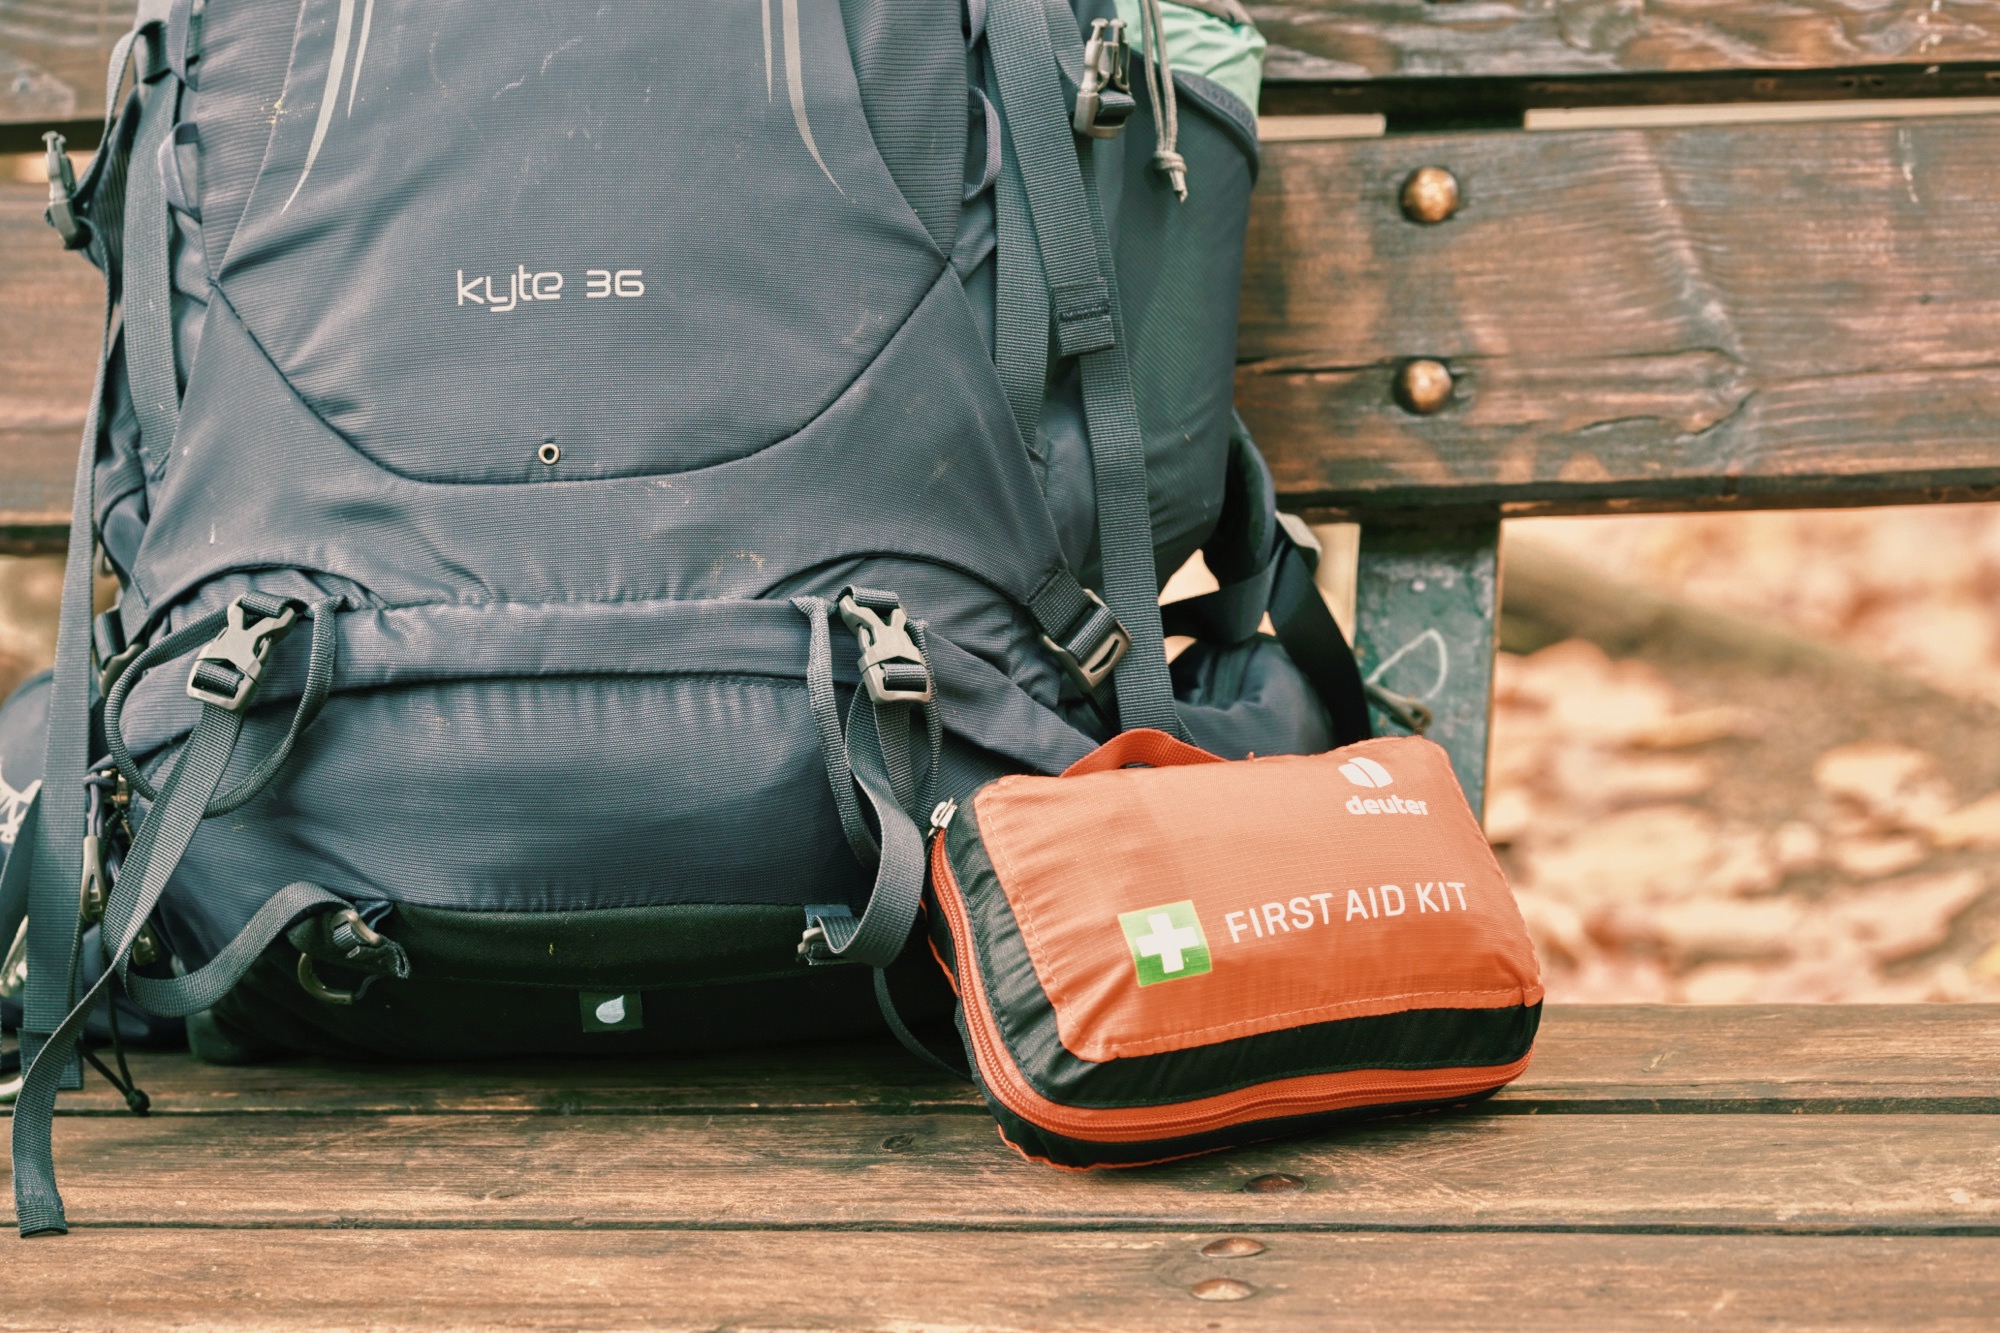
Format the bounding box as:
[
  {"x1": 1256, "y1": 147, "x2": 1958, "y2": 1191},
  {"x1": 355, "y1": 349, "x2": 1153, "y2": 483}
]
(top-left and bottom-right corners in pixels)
[
  {"x1": 1200, "y1": 1237, "x2": 1268, "y2": 1259},
  {"x1": 1400, "y1": 167, "x2": 1460, "y2": 224},
  {"x1": 1191, "y1": 1278, "x2": 1256, "y2": 1302},
  {"x1": 1394, "y1": 359, "x2": 1455, "y2": 415},
  {"x1": 1242, "y1": 1172, "x2": 1306, "y2": 1194}
]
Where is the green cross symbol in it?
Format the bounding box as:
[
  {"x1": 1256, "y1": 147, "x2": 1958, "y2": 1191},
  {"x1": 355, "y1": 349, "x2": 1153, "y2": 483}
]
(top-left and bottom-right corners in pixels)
[{"x1": 1119, "y1": 900, "x2": 1212, "y2": 986}]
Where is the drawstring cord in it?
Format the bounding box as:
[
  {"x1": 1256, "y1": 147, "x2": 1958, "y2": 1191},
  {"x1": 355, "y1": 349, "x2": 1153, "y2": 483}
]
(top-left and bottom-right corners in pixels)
[{"x1": 1138, "y1": 0, "x2": 1187, "y2": 201}]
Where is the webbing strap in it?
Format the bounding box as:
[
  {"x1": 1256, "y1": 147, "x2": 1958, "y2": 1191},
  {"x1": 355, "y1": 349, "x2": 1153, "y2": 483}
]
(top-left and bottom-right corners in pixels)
[
  {"x1": 986, "y1": 0, "x2": 1179, "y2": 736},
  {"x1": 123, "y1": 29, "x2": 182, "y2": 481},
  {"x1": 15, "y1": 598, "x2": 339, "y2": 1235},
  {"x1": 126, "y1": 882, "x2": 345, "y2": 1017},
  {"x1": 872, "y1": 966, "x2": 971, "y2": 1079},
  {"x1": 794, "y1": 596, "x2": 878, "y2": 866},
  {"x1": 103, "y1": 596, "x2": 342, "y2": 815},
  {"x1": 23, "y1": 212, "x2": 122, "y2": 1094},
  {"x1": 15, "y1": 695, "x2": 242, "y2": 1235},
  {"x1": 793, "y1": 600, "x2": 933, "y2": 971},
  {"x1": 992, "y1": 133, "x2": 1049, "y2": 444}
]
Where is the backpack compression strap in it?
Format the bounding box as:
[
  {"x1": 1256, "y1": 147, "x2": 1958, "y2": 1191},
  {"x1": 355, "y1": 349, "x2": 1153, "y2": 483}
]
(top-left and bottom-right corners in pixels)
[
  {"x1": 13, "y1": 596, "x2": 351, "y2": 1236},
  {"x1": 22, "y1": 0, "x2": 172, "y2": 1105},
  {"x1": 792, "y1": 591, "x2": 939, "y2": 972},
  {"x1": 986, "y1": 0, "x2": 1182, "y2": 738}
]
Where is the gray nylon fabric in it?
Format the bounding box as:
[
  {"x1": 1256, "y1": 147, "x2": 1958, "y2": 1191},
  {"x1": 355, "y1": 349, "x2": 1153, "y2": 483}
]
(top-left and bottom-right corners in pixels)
[
  {"x1": 840, "y1": 0, "x2": 967, "y2": 255},
  {"x1": 123, "y1": 31, "x2": 182, "y2": 480},
  {"x1": 9, "y1": 0, "x2": 1355, "y2": 1153}
]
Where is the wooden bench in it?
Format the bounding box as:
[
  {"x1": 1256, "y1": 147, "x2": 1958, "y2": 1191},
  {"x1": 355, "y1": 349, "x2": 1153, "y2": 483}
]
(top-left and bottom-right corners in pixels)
[
  {"x1": 6, "y1": 1008, "x2": 2000, "y2": 1325},
  {"x1": 7, "y1": 0, "x2": 2000, "y2": 1322}
]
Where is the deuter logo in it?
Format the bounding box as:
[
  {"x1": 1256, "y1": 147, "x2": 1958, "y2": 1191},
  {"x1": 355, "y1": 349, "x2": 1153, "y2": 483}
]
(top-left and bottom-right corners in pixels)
[
  {"x1": 1340, "y1": 756, "x2": 1429, "y2": 815},
  {"x1": 579, "y1": 990, "x2": 644, "y2": 1032},
  {"x1": 1339, "y1": 756, "x2": 1394, "y2": 788},
  {"x1": 1118, "y1": 901, "x2": 1212, "y2": 986}
]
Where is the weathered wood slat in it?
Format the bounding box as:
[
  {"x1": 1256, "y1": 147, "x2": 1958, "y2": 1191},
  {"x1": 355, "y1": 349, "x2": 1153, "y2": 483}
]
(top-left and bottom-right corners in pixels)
[
  {"x1": 0, "y1": 0, "x2": 119, "y2": 132},
  {"x1": 14, "y1": 1112, "x2": 2000, "y2": 1230},
  {"x1": 16, "y1": 1, "x2": 2000, "y2": 139},
  {"x1": 1253, "y1": 0, "x2": 2000, "y2": 82},
  {"x1": 10, "y1": 1232, "x2": 1999, "y2": 1329},
  {"x1": 1238, "y1": 113, "x2": 2000, "y2": 518},
  {"x1": 32, "y1": 1005, "x2": 2000, "y2": 1116},
  {"x1": 19, "y1": 109, "x2": 2000, "y2": 543},
  {"x1": 0, "y1": 176, "x2": 94, "y2": 546}
]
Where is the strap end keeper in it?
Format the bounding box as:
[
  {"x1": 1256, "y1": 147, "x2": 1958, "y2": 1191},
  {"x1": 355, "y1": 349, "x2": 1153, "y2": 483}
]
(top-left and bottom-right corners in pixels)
[{"x1": 1043, "y1": 588, "x2": 1130, "y2": 693}]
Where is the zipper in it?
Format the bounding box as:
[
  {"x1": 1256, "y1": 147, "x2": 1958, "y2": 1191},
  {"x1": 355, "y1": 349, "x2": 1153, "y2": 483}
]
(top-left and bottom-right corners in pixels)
[{"x1": 929, "y1": 835, "x2": 1529, "y2": 1143}]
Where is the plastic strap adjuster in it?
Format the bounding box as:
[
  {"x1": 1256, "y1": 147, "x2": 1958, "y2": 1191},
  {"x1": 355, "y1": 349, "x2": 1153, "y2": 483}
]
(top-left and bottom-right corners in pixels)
[
  {"x1": 837, "y1": 590, "x2": 934, "y2": 706},
  {"x1": 1042, "y1": 587, "x2": 1130, "y2": 693},
  {"x1": 1073, "y1": 18, "x2": 1134, "y2": 140},
  {"x1": 42, "y1": 132, "x2": 87, "y2": 251},
  {"x1": 185, "y1": 596, "x2": 301, "y2": 711},
  {"x1": 798, "y1": 904, "x2": 860, "y2": 966}
]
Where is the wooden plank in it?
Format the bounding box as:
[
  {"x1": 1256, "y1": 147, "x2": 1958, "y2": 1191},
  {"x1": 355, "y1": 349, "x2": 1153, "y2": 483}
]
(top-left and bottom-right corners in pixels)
[
  {"x1": 34, "y1": 1006, "x2": 2000, "y2": 1116},
  {"x1": 0, "y1": 176, "x2": 94, "y2": 545},
  {"x1": 19, "y1": 1, "x2": 2000, "y2": 138},
  {"x1": 13, "y1": 1111, "x2": 2000, "y2": 1230},
  {"x1": 8, "y1": 1232, "x2": 1998, "y2": 1330},
  {"x1": 22, "y1": 115, "x2": 2000, "y2": 538},
  {"x1": 1354, "y1": 521, "x2": 1498, "y2": 813},
  {"x1": 1520, "y1": 1005, "x2": 2000, "y2": 1112},
  {"x1": 1251, "y1": 1, "x2": 2000, "y2": 119},
  {"x1": 0, "y1": 0, "x2": 119, "y2": 135},
  {"x1": 1238, "y1": 113, "x2": 2000, "y2": 518}
]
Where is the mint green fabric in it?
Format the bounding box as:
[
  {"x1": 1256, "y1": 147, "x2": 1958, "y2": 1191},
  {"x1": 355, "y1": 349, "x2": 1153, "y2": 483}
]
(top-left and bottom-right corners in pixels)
[{"x1": 1115, "y1": 0, "x2": 1266, "y2": 115}]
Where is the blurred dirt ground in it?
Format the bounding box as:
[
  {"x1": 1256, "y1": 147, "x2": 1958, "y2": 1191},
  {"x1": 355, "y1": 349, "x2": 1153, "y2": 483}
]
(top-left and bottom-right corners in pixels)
[
  {"x1": 1502, "y1": 509, "x2": 2000, "y2": 1004},
  {"x1": 6, "y1": 506, "x2": 2000, "y2": 1004}
]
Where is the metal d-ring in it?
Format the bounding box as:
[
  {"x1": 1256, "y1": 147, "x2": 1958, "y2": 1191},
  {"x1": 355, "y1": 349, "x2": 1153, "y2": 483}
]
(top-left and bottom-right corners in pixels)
[{"x1": 296, "y1": 954, "x2": 357, "y2": 1005}]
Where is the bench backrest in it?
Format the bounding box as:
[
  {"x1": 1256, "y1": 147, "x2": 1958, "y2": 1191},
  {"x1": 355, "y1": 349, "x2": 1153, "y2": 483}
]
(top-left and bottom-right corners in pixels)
[{"x1": 7, "y1": 0, "x2": 2000, "y2": 802}]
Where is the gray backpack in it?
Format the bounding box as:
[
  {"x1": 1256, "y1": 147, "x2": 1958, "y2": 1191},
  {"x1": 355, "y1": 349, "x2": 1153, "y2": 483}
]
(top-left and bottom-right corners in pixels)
[{"x1": 3, "y1": 0, "x2": 1371, "y2": 1233}]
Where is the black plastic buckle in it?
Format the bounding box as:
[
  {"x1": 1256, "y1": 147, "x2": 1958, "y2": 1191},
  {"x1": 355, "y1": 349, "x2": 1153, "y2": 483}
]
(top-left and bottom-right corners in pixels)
[
  {"x1": 1042, "y1": 588, "x2": 1130, "y2": 693},
  {"x1": 837, "y1": 591, "x2": 934, "y2": 705},
  {"x1": 43, "y1": 132, "x2": 88, "y2": 251},
  {"x1": 1073, "y1": 18, "x2": 1134, "y2": 140},
  {"x1": 185, "y1": 596, "x2": 301, "y2": 711}
]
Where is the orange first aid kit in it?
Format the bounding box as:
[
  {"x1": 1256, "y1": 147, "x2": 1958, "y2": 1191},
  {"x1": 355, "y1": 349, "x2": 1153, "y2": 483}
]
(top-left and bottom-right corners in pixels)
[{"x1": 924, "y1": 729, "x2": 1543, "y2": 1167}]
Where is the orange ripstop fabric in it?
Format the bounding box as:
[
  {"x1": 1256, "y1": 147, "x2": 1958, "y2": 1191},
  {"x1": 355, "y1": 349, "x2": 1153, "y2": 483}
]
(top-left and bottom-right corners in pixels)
[{"x1": 971, "y1": 734, "x2": 1542, "y2": 1064}]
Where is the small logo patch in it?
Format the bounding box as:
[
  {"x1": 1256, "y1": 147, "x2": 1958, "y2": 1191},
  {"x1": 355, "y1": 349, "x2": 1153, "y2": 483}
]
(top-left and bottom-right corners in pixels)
[
  {"x1": 1118, "y1": 901, "x2": 1212, "y2": 986},
  {"x1": 1339, "y1": 756, "x2": 1394, "y2": 788},
  {"x1": 580, "y1": 991, "x2": 643, "y2": 1032}
]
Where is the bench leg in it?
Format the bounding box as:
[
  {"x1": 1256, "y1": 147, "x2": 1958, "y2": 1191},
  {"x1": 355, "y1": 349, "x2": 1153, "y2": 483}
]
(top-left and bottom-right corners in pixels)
[{"x1": 1354, "y1": 521, "x2": 1500, "y2": 817}]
